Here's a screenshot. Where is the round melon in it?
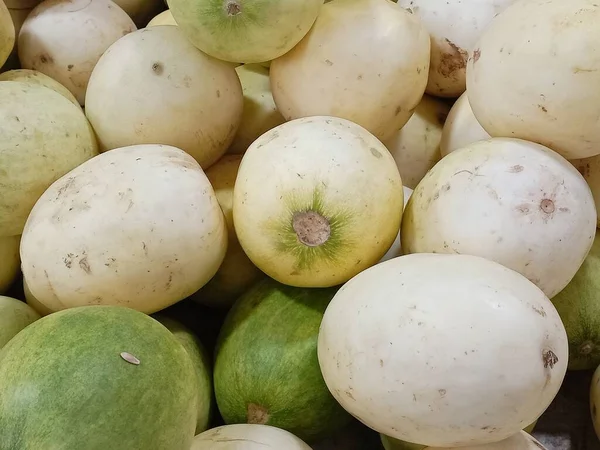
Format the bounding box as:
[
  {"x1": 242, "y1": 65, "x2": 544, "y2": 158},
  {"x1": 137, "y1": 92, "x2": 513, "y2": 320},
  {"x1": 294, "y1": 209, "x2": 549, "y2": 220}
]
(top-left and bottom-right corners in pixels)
[
  {"x1": 18, "y1": 0, "x2": 137, "y2": 105},
  {"x1": 550, "y1": 230, "x2": 600, "y2": 370},
  {"x1": 270, "y1": 0, "x2": 430, "y2": 142},
  {"x1": 0, "y1": 295, "x2": 40, "y2": 349},
  {"x1": 383, "y1": 95, "x2": 449, "y2": 189},
  {"x1": 318, "y1": 253, "x2": 568, "y2": 447},
  {"x1": 85, "y1": 25, "x2": 243, "y2": 169},
  {"x1": 0, "y1": 305, "x2": 199, "y2": 449},
  {"x1": 153, "y1": 314, "x2": 213, "y2": 433},
  {"x1": 0, "y1": 0, "x2": 15, "y2": 68},
  {"x1": 213, "y1": 277, "x2": 351, "y2": 441},
  {"x1": 0, "y1": 69, "x2": 80, "y2": 107},
  {"x1": 401, "y1": 137, "x2": 597, "y2": 299},
  {"x1": 0, "y1": 81, "x2": 98, "y2": 237},
  {"x1": 147, "y1": 9, "x2": 177, "y2": 26},
  {"x1": 20, "y1": 144, "x2": 228, "y2": 314},
  {"x1": 466, "y1": 0, "x2": 600, "y2": 160},
  {"x1": 232, "y1": 116, "x2": 404, "y2": 288},
  {"x1": 423, "y1": 431, "x2": 547, "y2": 450},
  {"x1": 190, "y1": 154, "x2": 262, "y2": 308},
  {"x1": 0, "y1": 236, "x2": 20, "y2": 293},
  {"x1": 191, "y1": 424, "x2": 313, "y2": 450},
  {"x1": 396, "y1": 0, "x2": 516, "y2": 98},
  {"x1": 228, "y1": 64, "x2": 285, "y2": 154},
  {"x1": 167, "y1": 0, "x2": 323, "y2": 63},
  {"x1": 570, "y1": 155, "x2": 600, "y2": 228},
  {"x1": 439, "y1": 92, "x2": 490, "y2": 157}
]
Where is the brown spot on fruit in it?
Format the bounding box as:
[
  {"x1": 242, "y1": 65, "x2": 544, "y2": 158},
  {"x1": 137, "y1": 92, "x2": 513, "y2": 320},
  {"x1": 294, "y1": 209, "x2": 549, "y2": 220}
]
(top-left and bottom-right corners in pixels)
[
  {"x1": 152, "y1": 62, "x2": 164, "y2": 75},
  {"x1": 473, "y1": 48, "x2": 481, "y2": 63},
  {"x1": 39, "y1": 53, "x2": 53, "y2": 64},
  {"x1": 67, "y1": 64, "x2": 74, "y2": 71},
  {"x1": 509, "y1": 165, "x2": 524, "y2": 173},
  {"x1": 540, "y1": 198, "x2": 555, "y2": 214},
  {"x1": 370, "y1": 147, "x2": 382, "y2": 158},
  {"x1": 345, "y1": 390, "x2": 356, "y2": 400},
  {"x1": 538, "y1": 104, "x2": 548, "y2": 113},
  {"x1": 542, "y1": 349, "x2": 559, "y2": 369},
  {"x1": 438, "y1": 40, "x2": 468, "y2": 78},
  {"x1": 247, "y1": 403, "x2": 269, "y2": 424},
  {"x1": 225, "y1": 0, "x2": 242, "y2": 15},
  {"x1": 531, "y1": 305, "x2": 546, "y2": 317},
  {"x1": 79, "y1": 257, "x2": 91, "y2": 274},
  {"x1": 292, "y1": 211, "x2": 331, "y2": 247}
]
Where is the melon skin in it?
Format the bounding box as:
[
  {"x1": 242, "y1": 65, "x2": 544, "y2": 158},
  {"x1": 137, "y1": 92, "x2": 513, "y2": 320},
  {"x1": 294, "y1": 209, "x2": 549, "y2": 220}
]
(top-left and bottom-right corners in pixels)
[
  {"x1": 0, "y1": 0, "x2": 15, "y2": 68},
  {"x1": 0, "y1": 69, "x2": 80, "y2": 107},
  {"x1": 167, "y1": 0, "x2": 323, "y2": 64},
  {"x1": 213, "y1": 277, "x2": 352, "y2": 442},
  {"x1": 153, "y1": 314, "x2": 213, "y2": 434},
  {"x1": 0, "y1": 305, "x2": 199, "y2": 450},
  {"x1": 550, "y1": 230, "x2": 600, "y2": 370},
  {"x1": 191, "y1": 424, "x2": 313, "y2": 450},
  {"x1": 0, "y1": 295, "x2": 40, "y2": 349}
]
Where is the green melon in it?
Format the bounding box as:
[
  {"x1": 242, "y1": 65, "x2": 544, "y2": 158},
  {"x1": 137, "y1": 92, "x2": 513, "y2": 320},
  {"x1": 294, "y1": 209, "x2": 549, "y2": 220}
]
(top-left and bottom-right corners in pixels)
[
  {"x1": 213, "y1": 277, "x2": 351, "y2": 441},
  {"x1": 551, "y1": 229, "x2": 600, "y2": 370},
  {"x1": 153, "y1": 314, "x2": 214, "y2": 434},
  {"x1": 0, "y1": 305, "x2": 199, "y2": 450},
  {"x1": 167, "y1": 0, "x2": 323, "y2": 63},
  {"x1": 0, "y1": 295, "x2": 40, "y2": 349}
]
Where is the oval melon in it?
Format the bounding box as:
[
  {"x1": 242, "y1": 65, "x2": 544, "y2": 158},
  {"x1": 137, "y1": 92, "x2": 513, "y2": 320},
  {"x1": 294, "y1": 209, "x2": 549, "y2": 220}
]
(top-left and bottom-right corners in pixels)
[
  {"x1": 402, "y1": 137, "x2": 596, "y2": 299},
  {"x1": 85, "y1": 25, "x2": 243, "y2": 169},
  {"x1": 213, "y1": 277, "x2": 351, "y2": 441},
  {"x1": 0, "y1": 295, "x2": 40, "y2": 349},
  {"x1": 228, "y1": 64, "x2": 285, "y2": 154},
  {"x1": 550, "y1": 230, "x2": 600, "y2": 370},
  {"x1": 190, "y1": 154, "x2": 262, "y2": 308},
  {"x1": 0, "y1": 0, "x2": 15, "y2": 68},
  {"x1": 233, "y1": 116, "x2": 404, "y2": 288},
  {"x1": 191, "y1": 424, "x2": 313, "y2": 450},
  {"x1": 0, "y1": 236, "x2": 20, "y2": 293},
  {"x1": 20, "y1": 144, "x2": 228, "y2": 314},
  {"x1": 0, "y1": 305, "x2": 199, "y2": 449},
  {"x1": 439, "y1": 91, "x2": 490, "y2": 157},
  {"x1": 153, "y1": 314, "x2": 213, "y2": 433},
  {"x1": 383, "y1": 95, "x2": 449, "y2": 189},
  {"x1": 18, "y1": 0, "x2": 137, "y2": 105},
  {"x1": 318, "y1": 253, "x2": 568, "y2": 447},
  {"x1": 0, "y1": 81, "x2": 98, "y2": 237},
  {"x1": 167, "y1": 0, "x2": 323, "y2": 63},
  {"x1": 0, "y1": 69, "x2": 80, "y2": 107}
]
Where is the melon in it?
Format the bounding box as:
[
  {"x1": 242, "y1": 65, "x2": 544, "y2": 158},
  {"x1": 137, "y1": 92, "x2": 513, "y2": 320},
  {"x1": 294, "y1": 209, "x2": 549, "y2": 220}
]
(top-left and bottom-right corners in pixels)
[
  {"x1": 85, "y1": 25, "x2": 243, "y2": 169},
  {"x1": 0, "y1": 295, "x2": 40, "y2": 349},
  {"x1": 228, "y1": 64, "x2": 285, "y2": 154},
  {"x1": 396, "y1": 0, "x2": 516, "y2": 98},
  {"x1": 402, "y1": 137, "x2": 597, "y2": 299},
  {"x1": 153, "y1": 314, "x2": 213, "y2": 433},
  {"x1": 317, "y1": 253, "x2": 568, "y2": 447},
  {"x1": 0, "y1": 81, "x2": 98, "y2": 237},
  {"x1": 0, "y1": 305, "x2": 199, "y2": 449},
  {"x1": 0, "y1": 236, "x2": 20, "y2": 293},
  {"x1": 383, "y1": 95, "x2": 449, "y2": 189},
  {"x1": 20, "y1": 144, "x2": 228, "y2": 314},
  {"x1": 213, "y1": 277, "x2": 351, "y2": 441},
  {"x1": 147, "y1": 9, "x2": 177, "y2": 26},
  {"x1": 18, "y1": 0, "x2": 137, "y2": 105},
  {"x1": 270, "y1": 0, "x2": 430, "y2": 142},
  {"x1": 232, "y1": 116, "x2": 404, "y2": 288},
  {"x1": 0, "y1": 69, "x2": 80, "y2": 107},
  {"x1": 570, "y1": 155, "x2": 600, "y2": 228},
  {"x1": 550, "y1": 230, "x2": 600, "y2": 370},
  {"x1": 190, "y1": 154, "x2": 262, "y2": 308},
  {"x1": 191, "y1": 424, "x2": 313, "y2": 450},
  {"x1": 0, "y1": 0, "x2": 15, "y2": 68},
  {"x1": 167, "y1": 0, "x2": 323, "y2": 63},
  {"x1": 466, "y1": 0, "x2": 600, "y2": 160},
  {"x1": 439, "y1": 92, "x2": 490, "y2": 157},
  {"x1": 423, "y1": 431, "x2": 547, "y2": 450}
]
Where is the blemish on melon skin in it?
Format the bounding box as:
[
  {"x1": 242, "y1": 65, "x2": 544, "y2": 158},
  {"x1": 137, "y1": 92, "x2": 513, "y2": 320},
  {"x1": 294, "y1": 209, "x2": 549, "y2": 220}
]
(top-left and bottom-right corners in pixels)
[{"x1": 120, "y1": 352, "x2": 140, "y2": 365}]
